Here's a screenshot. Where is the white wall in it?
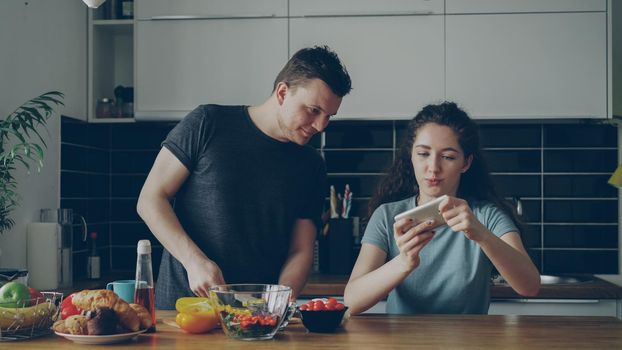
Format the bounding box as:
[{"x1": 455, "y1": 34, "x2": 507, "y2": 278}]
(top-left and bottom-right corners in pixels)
[{"x1": 0, "y1": 0, "x2": 87, "y2": 269}]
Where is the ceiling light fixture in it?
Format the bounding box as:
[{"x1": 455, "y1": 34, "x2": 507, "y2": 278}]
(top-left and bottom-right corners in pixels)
[{"x1": 82, "y1": 0, "x2": 106, "y2": 8}]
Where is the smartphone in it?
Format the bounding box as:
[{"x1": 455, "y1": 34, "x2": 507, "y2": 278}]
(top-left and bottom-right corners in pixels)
[{"x1": 393, "y1": 195, "x2": 449, "y2": 228}]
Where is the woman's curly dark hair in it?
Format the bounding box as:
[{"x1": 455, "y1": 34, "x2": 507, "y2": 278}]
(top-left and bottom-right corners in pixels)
[{"x1": 367, "y1": 102, "x2": 522, "y2": 229}]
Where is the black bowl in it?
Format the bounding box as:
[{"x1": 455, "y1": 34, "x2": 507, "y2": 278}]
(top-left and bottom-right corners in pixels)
[{"x1": 298, "y1": 307, "x2": 348, "y2": 333}]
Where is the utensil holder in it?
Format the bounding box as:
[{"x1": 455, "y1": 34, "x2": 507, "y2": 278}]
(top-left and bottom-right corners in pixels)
[{"x1": 319, "y1": 218, "x2": 353, "y2": 274}]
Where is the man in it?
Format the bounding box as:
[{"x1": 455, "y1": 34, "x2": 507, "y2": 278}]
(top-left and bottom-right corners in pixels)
[{"x1": 137, "y1": 46, "x2": 352, "y2": 309}]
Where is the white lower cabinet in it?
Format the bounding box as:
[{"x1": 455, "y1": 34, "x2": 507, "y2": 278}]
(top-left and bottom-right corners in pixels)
[{"x1": 489, "y1": 299, "x2": 621, "y2": 318}]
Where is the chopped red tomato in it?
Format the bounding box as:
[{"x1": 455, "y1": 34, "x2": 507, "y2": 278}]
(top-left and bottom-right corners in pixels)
[{"x1": 60, "y1": 293, "x2": 81, "y2": 320}]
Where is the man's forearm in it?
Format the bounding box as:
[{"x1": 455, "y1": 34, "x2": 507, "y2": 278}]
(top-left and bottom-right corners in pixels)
[
  {"x1": 278, "y1": 250, "x2": 313, "y2": 299},
  {"x1": 137, "y1": 193, "x2": 207, "y2": 268}
]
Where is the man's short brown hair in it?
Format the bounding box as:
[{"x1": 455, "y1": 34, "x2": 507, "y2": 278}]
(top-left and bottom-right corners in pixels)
[{"x1": 273, "y1": 46, "x2": 352, "y2": 97}]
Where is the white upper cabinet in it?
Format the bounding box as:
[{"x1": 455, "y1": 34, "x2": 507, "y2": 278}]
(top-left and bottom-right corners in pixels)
[
  {"x1": 130, "y1": 0, "x2": 611, "y2": 121},
  {"x1": 290, "y1": 7, "x2": 444, "y2": 119},
  {"x1": 135, "y1": 0, "x2": 287, "y2": 19},
  {"x1": 289, "y1": 0, "x2": 443, "y2": 16},
  {"x1": 446, "y1": 11, "x2": 607, "y2": 119},
  {"x1": 134, "y1": 0, "x2": 288, "y2": 120},
  {"x1": 446, "y1": 0, "x2": 606, "y2": 14},
  {"x1": 135, "y1": 18, "x2": 288, "y2": 120}
]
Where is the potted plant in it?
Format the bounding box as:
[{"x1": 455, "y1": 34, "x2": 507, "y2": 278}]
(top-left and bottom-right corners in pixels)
[{"x1": 0, "y1": 91, "x2": 64, "y2": 234}]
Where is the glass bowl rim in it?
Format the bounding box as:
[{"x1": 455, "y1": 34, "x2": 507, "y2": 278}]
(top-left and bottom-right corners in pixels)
[{"x1": 208, "y1": 283, "x2": 292, "y2": 294}]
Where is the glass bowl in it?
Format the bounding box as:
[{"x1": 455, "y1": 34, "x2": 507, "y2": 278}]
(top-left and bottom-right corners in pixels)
[
  {"x1": 209, "y1": 284, "x2": 291, "y2": 340},
  {"x1": 299, "y1": 307, "x2": 348, "y2": 333}
]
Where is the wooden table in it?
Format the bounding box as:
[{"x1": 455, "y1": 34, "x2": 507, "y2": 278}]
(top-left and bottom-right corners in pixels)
[{"x1": 9, "y1": 311, "x2": 622, "y2": 349}]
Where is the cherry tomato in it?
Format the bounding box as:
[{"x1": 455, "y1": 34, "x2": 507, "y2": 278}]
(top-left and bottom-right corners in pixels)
[
  {"x1": 313, "y1": 303, "x2": 326, "y2": 311},
  {"x1": 335, "y1": 303, "x2": 345, "y2": 311},
  {"x1": 299, "y1": 304, "x2": 308, "y2": 311},
  {"x1": 238, "y1": 315, "x2": 277, "y2": 329},
  {"x1": 326, "y1": 298, "x2": 338, "y2": 305}
]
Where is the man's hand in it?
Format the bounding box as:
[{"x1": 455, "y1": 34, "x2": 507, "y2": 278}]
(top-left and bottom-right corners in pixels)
[{"x1": 185, "y1": 258, "x2": 226, "y2": 297}]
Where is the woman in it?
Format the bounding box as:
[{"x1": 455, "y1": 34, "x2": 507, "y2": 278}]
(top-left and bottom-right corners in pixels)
[{"x1": 344, "y1": 102, "x2": 540, "y2": 315}]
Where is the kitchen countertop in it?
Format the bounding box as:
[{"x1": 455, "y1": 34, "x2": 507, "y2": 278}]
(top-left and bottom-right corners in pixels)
[
  {"x1": 65, "y1": 273, "x2": 622, "y2": 300},
  {"x1": 301, "y1": 274, "x2": 622, "y2": 299},
  {"x1": 10, "y1": 311, "x2": 622, "y2": 348}
]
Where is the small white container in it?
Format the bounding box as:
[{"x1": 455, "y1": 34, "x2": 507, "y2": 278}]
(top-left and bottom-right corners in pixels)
[{"x1": 88, "y1": 256, "x2": 101, "y2": 279}]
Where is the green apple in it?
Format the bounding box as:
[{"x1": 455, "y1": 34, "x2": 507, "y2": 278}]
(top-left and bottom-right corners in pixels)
[{"x1": 0, "y1": 281, "x2": 30, "y2": 308}]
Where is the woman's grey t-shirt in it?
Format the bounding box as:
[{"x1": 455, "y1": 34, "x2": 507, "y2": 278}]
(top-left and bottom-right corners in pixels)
[
  {"x1": 154, "y1": 104, "x2": 325, "y2": 309},
  {"x1": 361, "y1": 196, "x2": 517, "y2": 314}
]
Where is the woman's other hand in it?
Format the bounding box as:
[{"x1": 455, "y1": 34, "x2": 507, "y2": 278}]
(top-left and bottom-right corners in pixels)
[
  {"x1": 439, "y1": 196, "x2": 488, "y2": 242},
  {"x1": 393, "y1": 218, "x2": 436, "y2": 271}
]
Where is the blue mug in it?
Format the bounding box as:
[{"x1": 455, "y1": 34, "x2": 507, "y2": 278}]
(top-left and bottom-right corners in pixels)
[{"x1": 106, "y1": 279, "x2": 135, "y2": 303}]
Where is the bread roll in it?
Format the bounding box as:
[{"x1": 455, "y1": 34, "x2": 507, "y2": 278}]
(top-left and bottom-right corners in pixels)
[
  {"x1": 72, "y1": 289, "x2": 140, "y2": 332},
  {"x1": 129, "y1": 303, "x2": 153, "y2": 330},
  {"x1": 52, "y1": 319, "x2": 67, "y2": 333},
  {"x1": 111, "y1": 297, "x2": 140, "y2": 332},
  {"x1": 64, "y1": 315, "x2": 88, "y2": 335}
]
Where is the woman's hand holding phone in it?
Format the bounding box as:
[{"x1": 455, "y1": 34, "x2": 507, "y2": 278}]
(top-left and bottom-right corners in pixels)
[{"x1": 393, "y1": 217, "x2": 436, "y2": 271}]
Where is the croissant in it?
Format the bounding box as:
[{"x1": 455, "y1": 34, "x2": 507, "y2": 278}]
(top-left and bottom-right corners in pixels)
[
  {"x1": 72, "y1": 289, "x2": 140, "y2": 332},
  {"x1": 129, "y1": 303, "x2": 153, "y2": 330}
]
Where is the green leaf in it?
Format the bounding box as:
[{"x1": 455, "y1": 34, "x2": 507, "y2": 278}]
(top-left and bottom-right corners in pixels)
[
  {"x1": 32, "y1": 143, "x2": 44, "y2": 159},
  {"x1": 4, "y1": 128, "x2": 26, "y2": 143},
  {"x1": 0, "y1": 90, "x2": 64, "y2": 234}
]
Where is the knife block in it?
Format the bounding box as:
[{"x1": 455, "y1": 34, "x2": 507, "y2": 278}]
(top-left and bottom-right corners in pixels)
[{"x1": 319, "y1": 218, "x2": 353, "y2": 275}]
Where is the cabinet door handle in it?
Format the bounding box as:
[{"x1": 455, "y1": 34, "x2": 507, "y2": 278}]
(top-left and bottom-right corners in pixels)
[
  {"x1": 494, "y1": 299, "x2": 600, "y2": 304},
  {"x1": 301, "y1": 11, "x2": 435, "y2": 18},
  {"x1": 149, "y1": 14, "x2": 277, "y2": 21}
]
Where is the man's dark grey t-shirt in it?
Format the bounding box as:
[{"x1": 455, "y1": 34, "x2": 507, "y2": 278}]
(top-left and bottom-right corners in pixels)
[{"x1": 155, "y1": 105, "x2": 325, "y2": 309}]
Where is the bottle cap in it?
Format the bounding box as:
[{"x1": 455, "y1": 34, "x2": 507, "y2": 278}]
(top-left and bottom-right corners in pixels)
[{"x1": 137, "y1": 239, "x2": 151, "y2": 254}]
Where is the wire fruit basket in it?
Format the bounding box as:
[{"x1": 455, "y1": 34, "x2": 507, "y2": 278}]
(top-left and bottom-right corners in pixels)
[{"x1": 0, "y1": 292, "x2": 63, "y2": 341}]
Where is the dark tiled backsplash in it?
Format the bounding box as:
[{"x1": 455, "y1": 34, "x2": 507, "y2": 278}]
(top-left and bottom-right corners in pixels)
[
  {"x1": 324, "y1": 151, "x2": 393, "y2": 173},
  {"x1": 325, "y1": 121, "x2": 394, "y2": 148},
  {"x1": 61, "y1": 117, "x2": 619, "y2": 277}
]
